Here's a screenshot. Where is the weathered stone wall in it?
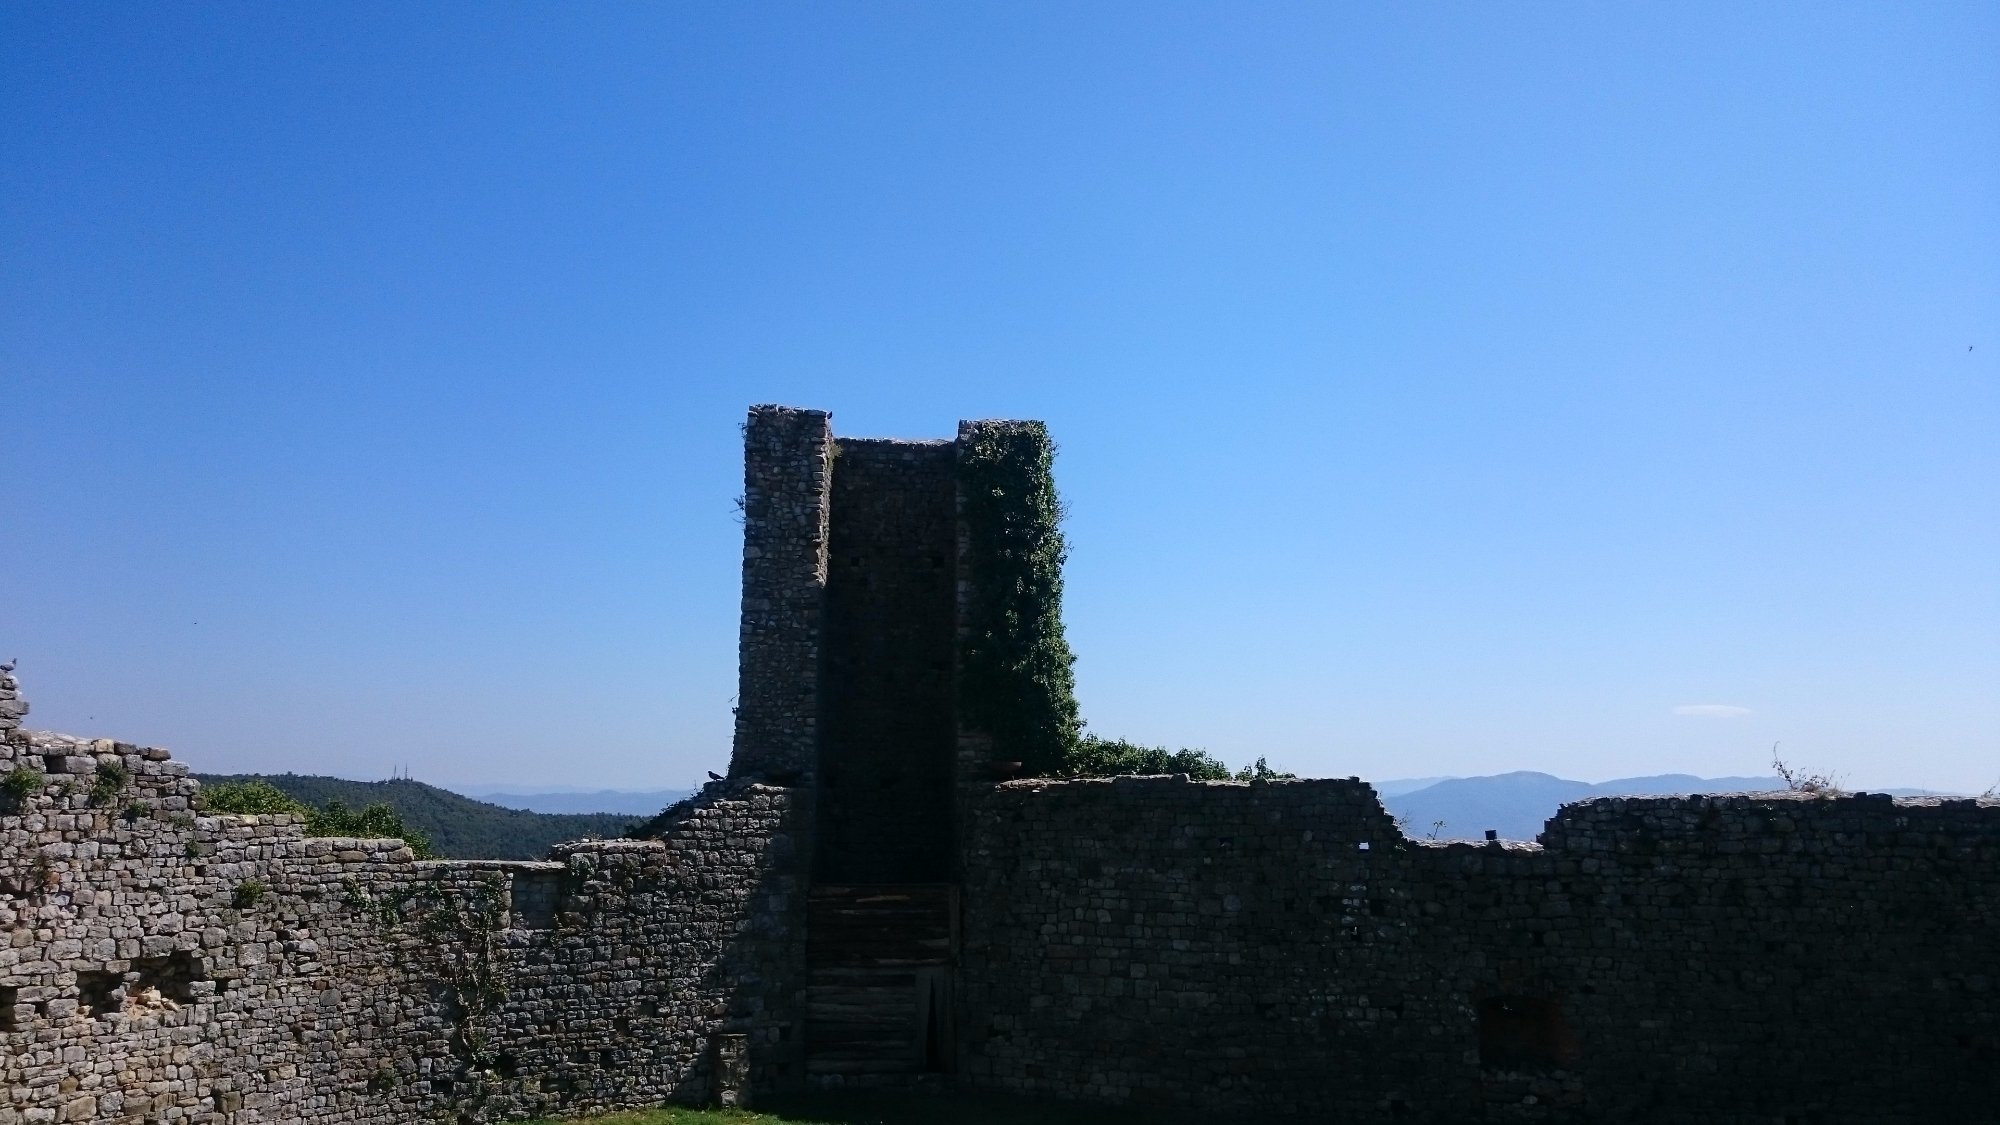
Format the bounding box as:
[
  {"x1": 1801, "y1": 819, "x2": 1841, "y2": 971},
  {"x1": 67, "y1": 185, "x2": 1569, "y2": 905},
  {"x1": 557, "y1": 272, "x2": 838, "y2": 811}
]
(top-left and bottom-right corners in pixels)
[
  {"x1": 956, "y1": 776, "x2": 2000, "y2": 1123},
  {"x1": 817, "y1": 437, "x2": 958, "y2": 884},
  {"x1": 730, "y1": 404, "x2": 833, "y2": 786},
  {"x1": 1, "y1": 716, "x2": 809, "y2": 1124}
]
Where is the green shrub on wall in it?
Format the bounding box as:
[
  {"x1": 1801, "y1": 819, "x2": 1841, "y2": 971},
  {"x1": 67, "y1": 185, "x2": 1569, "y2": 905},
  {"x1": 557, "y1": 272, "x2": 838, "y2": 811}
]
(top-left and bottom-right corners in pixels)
[
  {"x1": 1066, "y1": 736, "x2": 1233, "y2": 780},
  {"x1": 309, "y1": 799, "x2": 437, "y2": 858},
  {"x1": 1066, "y1": 736, "x2": 1296, "y2": 781},
  {"x1": 88, "y1": 760, "x2": 130, "y2": 805},
  {"x1": 202, "y1": 779, "x2": 438, "y2": 858},
  {"x1": 2, "y1": 765, "x2": 45, "y2": 800},
  {"x1": 202, "y1": 779, "x2": 312, "y2": 816},
  {"x1": 958, "y1": 421, "x2": 1082, "y2": 777}
]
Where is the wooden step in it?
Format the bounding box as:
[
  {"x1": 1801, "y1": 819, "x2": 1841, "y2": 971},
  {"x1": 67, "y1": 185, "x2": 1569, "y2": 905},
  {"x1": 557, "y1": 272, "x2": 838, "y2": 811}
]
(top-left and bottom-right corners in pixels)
[{"x1": 804, "y1": 884, "x2": 957, "y2": 1078}]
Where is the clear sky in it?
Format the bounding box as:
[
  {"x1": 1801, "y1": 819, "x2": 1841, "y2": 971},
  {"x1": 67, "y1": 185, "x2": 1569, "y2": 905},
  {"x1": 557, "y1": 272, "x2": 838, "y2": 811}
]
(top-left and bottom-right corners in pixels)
[{"x1": 4, "y1": 3, "x2": 1995, "y2": 793}]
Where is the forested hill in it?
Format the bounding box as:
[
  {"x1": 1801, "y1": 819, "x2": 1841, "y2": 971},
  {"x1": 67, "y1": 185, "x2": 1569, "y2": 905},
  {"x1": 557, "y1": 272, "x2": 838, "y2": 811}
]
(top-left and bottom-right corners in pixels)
[{"x1": 192, "y1": 774, "x2": 648, "y2": 860}]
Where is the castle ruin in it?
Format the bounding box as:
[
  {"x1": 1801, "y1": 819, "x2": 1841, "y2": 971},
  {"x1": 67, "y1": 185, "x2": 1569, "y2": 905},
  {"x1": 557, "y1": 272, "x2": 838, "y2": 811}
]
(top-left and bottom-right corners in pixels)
[{"x1": 2, "y1": 405, "x2": 1997, "y2": 1123}]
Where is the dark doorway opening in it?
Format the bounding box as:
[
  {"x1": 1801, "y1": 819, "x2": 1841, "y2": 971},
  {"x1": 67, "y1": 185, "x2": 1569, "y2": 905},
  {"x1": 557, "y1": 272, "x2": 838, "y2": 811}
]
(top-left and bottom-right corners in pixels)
[
  {"x1": 920, "y1": 966, "x2": 953, "y2": 1073},
  {"x1": 133, "y1": 951, "x2": 204, "y2": 1004},
  {"x1": 1477, "y1": 994, "x2": 1575, "y2": 1070},
  {"x1": 77, "y1": 971, "x2": 122, "y2": 1018}
]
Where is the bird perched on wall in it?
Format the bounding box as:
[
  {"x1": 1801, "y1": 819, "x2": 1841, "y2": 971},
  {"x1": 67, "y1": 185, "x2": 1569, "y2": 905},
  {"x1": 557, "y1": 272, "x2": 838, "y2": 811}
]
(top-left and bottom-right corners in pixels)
[
  {"x1": 707, "y1": 770, "x2": 724, "y2": 782},
  {"x1": 0, "y1": 659, "x2": 15, "y2": 672}
]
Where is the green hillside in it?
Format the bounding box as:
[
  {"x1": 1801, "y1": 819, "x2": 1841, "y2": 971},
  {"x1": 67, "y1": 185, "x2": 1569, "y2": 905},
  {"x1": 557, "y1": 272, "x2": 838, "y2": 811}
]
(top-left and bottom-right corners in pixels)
[{"x1": 193, "y1": 773, "x2": 648, "y2": 860}]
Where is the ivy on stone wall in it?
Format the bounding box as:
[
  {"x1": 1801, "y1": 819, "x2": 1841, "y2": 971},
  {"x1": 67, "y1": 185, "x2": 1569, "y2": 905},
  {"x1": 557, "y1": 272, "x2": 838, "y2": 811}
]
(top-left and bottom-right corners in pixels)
[
  {"x1": 958, "y1": 421, "x2": 1082, "y2": 777},
  {"x1": 342, "y1": 877, "x2": 513, "y2": 1070}
]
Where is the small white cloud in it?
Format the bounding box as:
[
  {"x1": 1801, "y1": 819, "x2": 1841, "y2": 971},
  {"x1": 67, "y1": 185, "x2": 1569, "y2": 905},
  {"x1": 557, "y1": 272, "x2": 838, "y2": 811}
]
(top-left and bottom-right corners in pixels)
[{"x1": 1673, "y1": 704, "x2": 1752, "y2": 719}]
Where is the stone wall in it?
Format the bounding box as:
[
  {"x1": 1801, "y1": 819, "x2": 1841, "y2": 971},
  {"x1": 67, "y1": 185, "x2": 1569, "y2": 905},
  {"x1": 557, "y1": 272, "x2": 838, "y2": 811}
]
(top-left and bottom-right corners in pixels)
[
  {"x1": 13, "y1": 710, "x2": 1996, "y2": 1125},
  {"x1": 730, "y1": 404, "x2": 833, "y2": 786},
  {"x1": 1, "y1": 714, "x2": 809, "y2": 1125},
  {"x1": 817, "y1": 437, "x2": 958, "y2": 884},
  {"x1": 956, "y1": 775, "x2": 2000, "y2": 1123}
]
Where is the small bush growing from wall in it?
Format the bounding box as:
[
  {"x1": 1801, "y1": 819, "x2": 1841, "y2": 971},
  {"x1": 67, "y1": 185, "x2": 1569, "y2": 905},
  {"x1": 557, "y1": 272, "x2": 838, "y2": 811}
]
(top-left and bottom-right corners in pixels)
[
  {"x1": 957, "y1": 421, "x2": 1082, "y2": 777},
  {"x1": 88, "y1": 760, "x2": 130, "y2": 806},
  {"x1": 202, "y1": 779, "x2": 311, "y2": 816},
  {"x1": 309, "y1": 800, "x2": 436, "y2": 858},
  {"x1": 1772, "y1": 748, "x2": 1844, "y2": 797},
  {"x1": 1233, "y1": 755, "x2": 1294, "y2": 782},
  {"x1": 2, "y1": 765, "x2": 44, "y2": 800}
]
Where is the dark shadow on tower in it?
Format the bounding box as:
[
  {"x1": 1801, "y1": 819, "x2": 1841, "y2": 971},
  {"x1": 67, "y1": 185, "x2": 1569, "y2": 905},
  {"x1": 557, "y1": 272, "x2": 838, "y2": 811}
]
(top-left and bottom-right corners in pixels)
[
  {"x1": 815, "y1": 438, "x2": 959, "y2": 884},
  {"x1": 804, "y1": 435, "x2": 961, "y2": 1084}
]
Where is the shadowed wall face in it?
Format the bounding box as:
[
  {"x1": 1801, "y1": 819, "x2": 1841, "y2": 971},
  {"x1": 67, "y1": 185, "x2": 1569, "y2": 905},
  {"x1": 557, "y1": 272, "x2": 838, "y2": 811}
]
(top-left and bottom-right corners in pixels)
[
  {"x1": 956, "y1": 778, "x2": 2000, "y2": 1121},
  {"x1": 816, "y1": 438, "x2": 958, "y2": 883}
]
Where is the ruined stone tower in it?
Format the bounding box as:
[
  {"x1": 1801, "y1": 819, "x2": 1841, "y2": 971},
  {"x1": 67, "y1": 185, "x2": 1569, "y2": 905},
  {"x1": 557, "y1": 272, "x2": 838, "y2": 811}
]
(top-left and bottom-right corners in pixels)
[
  {"x1": 726, "y1": 404, "x2": 1076, "y2": 1079},
  {"x1": 728, "y1": 404, "x2": 1066, "y2": 885}
]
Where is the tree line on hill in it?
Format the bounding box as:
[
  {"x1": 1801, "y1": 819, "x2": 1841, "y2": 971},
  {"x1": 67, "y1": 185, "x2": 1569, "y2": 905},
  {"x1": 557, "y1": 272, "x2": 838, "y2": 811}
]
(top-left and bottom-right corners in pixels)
[{"x1": 193, "y1": 774, "x2": 645, "y2": 861}]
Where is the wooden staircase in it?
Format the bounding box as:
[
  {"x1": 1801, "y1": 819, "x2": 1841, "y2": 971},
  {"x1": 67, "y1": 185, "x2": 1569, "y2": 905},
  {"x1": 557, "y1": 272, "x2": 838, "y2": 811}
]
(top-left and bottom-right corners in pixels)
[{"x1": 805, "y1": 884, "x2": 956, "y2": 1082}]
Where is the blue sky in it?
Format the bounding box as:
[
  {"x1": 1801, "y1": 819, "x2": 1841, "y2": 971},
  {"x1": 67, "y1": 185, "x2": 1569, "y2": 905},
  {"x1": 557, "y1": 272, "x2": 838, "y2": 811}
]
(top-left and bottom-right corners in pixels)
[{"x1": 4, "y1": 3, "x2": 1995, "y2": 792}]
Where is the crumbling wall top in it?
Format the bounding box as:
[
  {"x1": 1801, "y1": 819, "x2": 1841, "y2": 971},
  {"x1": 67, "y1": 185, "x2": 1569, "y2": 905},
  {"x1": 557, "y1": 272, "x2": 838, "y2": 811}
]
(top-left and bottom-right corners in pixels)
[
  {"x1": 0, "y1": 660, "x2": 26, "y2": 732},
  {"x1": 1539, "y1": 787, "x2": 2000, "y2": 853}
]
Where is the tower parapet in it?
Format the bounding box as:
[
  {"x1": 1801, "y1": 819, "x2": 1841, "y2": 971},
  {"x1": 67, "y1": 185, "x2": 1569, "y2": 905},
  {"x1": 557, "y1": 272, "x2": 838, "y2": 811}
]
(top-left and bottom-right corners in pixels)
[{"x1": 729, "y1": 405, "x2": 833, "y2": 785}]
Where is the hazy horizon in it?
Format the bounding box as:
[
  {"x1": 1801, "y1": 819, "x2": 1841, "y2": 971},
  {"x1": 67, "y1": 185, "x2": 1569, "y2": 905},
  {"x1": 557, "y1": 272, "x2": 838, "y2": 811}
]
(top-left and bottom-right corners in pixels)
[
  {"x1": 6, "y1": 4, "x2": 1995, "y2": 793},
  {"x1": 65, "y1": 745, "x2": 1990, "y2": 801},
  {"x1": 182, "y1": 766, "x2": 1976, "y2": 804}
]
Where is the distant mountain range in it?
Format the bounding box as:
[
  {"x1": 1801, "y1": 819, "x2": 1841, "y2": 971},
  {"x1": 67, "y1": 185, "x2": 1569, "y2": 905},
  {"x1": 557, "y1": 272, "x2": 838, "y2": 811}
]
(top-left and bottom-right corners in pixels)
[
  {"x1": 192, "y1": 770, "x2": 1940, "y2": 858},
  {"x1": 456, "y1": 786, "x2": 694, "y2": 816},
  {"x1": 193, "y1": 774, "x2": 658, "y2": 860},
  {"x1": 1376, "y1": 772, "x2": 1938, "y2": 843}
]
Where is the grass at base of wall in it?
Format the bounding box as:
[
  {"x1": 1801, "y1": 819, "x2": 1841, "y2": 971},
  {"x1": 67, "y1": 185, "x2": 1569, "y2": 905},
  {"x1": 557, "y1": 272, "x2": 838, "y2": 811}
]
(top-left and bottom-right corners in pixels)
[
  {"x1": 522, "y1": 1111, "x2": 773, "y2": 1125},
  {"x1": 526, "y1": 1089, "x2": 1198, "y2": 1125}
]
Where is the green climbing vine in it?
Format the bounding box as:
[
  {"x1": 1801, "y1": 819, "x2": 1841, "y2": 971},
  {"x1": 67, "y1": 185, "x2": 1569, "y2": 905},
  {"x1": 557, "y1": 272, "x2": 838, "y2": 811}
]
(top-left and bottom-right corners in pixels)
[
  {"x1": 956, "y1": 424, "x2": 1297, "y2": 783},
  {"x1": 342, "y1": 876, "x2": 512, "y2": 1069},
  {"x1": 958, "y1": 421, "x2": 1082, "y2": 776}
]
